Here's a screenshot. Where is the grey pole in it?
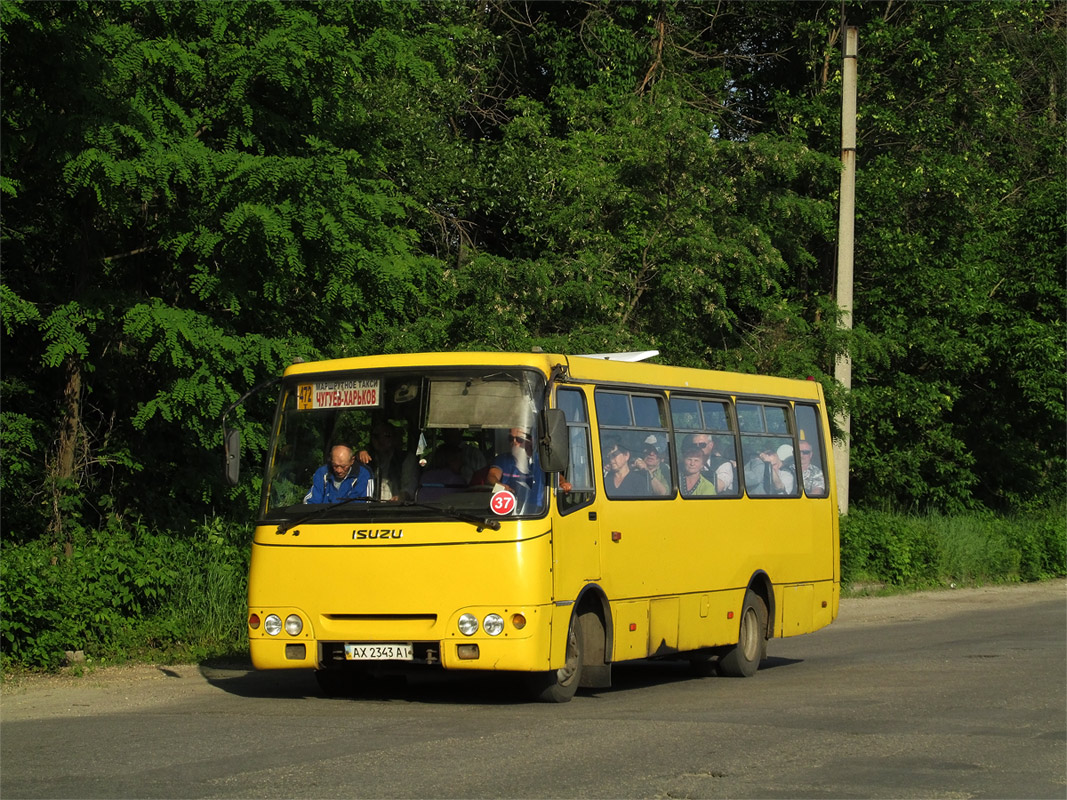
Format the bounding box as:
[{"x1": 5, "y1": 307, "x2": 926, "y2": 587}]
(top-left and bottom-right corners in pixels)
[{"x1": 833, "y1": 26, "x2": 857, "y2": 515}]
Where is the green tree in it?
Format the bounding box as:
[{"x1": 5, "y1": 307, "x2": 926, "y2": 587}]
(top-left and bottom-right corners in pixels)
[
  {"x1": 2, "y1": 0, "x2": 1062, "y2": 557},
  {"x1": 0, "y1": 1, "x2": 456, "y2": 540},
  {"x1": 842, "y1": 2, "x2": 1065, "y2": 511}
]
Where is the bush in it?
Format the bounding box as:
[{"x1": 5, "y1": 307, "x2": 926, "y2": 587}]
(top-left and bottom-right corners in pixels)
[
  {"x1": 1, "y1": 516, "x2": 249, "y2": 670},
  {"x1": 1, "y1": 522, "x2": 176, "y2": 669},
  {"x1": 841, "y1": 507, "x2": 1066, "y2": 590},
  {"x1": 1006, "y1": 511, "x2": 1067, "y2": 581}
]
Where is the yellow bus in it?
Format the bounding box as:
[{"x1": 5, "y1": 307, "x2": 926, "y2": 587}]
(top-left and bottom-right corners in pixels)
[{"x1": 226, "y1": 350, "x2": 839, "y2": 701}]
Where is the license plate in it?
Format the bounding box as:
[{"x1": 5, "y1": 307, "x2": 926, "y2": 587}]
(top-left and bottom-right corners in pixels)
[{"x1": 344, "y1": 643, "x2": 414, "y2": 661}]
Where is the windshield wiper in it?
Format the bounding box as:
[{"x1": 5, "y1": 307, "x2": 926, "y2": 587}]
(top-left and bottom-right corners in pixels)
[
  {"x1": 275, "y1": 496, "x2": 374, "y2": 535},
  {"x1": 400, "y1": 500, "x2": 502, "y2": 532}
]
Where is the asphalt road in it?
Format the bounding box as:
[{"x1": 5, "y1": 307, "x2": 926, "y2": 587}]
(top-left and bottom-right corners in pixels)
[{"x1": 2, "y1": 581, "x2": 1064, "y2": 799}]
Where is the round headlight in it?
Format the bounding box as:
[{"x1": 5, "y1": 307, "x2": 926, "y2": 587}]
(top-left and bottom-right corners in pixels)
[
  {"x1": 284, "y1": 614, "x2": 303, "y2": 636},
  {"x1": 264, "y1": 614, "x2": 282, "y2": 636},
  {"x1": 483, "y1": 614, "x2": 504, "y2": 636},
  {"x1": 458, "y1": 613, "x2": 479, "y2": 636}
]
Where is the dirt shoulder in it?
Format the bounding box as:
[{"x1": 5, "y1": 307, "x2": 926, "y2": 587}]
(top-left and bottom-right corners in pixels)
[
  {"x1": 2, "y1": 579, "x2": 1063, "y2": 722},
  {"x1": 834, "y1": 578, "x2": 1065, "y2": 626}
]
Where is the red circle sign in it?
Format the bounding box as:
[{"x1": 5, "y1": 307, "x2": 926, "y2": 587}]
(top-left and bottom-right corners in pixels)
[{"x1": 490, "y1": 489, "x2": 517, "y2": 515}]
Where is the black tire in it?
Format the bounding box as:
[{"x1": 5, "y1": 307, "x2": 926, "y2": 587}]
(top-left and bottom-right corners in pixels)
[
  {"x1": 718, "y1": 589, "x2": 768, "y2": 678},
  {"x1": 528, "y1": 612, "x2": 584, "y2": 703}
]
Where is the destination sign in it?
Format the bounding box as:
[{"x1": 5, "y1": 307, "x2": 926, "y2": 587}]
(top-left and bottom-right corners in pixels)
[{"x1": 296, "y1": 379, "x2": 381, "y2": 410}]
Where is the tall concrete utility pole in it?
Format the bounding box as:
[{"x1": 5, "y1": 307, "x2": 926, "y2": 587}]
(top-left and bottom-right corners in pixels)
[{"x1": 834, "y1": 26, "x2": 858, "y2": 515}]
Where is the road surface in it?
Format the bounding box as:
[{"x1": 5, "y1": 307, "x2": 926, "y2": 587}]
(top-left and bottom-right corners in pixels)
[{"x1": 2, "y1": 580, "x2": 1064, "y2": 798}]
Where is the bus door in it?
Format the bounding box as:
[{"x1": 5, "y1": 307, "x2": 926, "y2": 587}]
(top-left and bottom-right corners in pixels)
[
  {"x1": 589, "y1": 389, "x2": 678, "y2": 654},
  {"x1": 552, "y1": 387, "x2": 602, "y2": 593}
]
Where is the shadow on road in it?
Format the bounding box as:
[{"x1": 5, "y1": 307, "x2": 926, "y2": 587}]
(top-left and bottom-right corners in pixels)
[{"x1": 197, "y1": 652, "x2": 805, "y2": 705}]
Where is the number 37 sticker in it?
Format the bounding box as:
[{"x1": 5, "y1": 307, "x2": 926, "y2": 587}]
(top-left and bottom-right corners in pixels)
[{"x1": 490, "y1": 489, "x2": 517, "y2": 515}]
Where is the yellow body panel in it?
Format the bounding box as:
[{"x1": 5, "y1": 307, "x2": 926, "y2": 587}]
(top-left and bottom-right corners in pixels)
[{"x1": 248, "y1": 520, "x2": 557, "y2": 671}]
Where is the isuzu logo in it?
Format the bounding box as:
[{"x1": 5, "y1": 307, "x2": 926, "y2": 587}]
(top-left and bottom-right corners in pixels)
[{"x1": 352, "y1": 528, "x2": 403, "y2": 540}]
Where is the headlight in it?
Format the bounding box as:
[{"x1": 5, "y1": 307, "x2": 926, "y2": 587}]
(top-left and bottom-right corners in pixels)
[
  {"x1": 458, "y1": 613, "x2": 479, "y2": 636},
  {"x1": 284, "y1": 614, "x2": 303, "y2": 636},
  {"x1": 483, "y1": 614, "x2": 504, "y2": 636},
  {"x1": 264, "y1": 614, "x2": 282, "y2": 636}
]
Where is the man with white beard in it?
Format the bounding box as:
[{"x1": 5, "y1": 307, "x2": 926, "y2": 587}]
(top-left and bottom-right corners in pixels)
[{"x1": 485, "y1": 427, "x2": 541, "y2": 512}]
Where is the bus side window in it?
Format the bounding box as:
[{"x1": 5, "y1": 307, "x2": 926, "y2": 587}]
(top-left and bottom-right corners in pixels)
[
  {"x1": 594, "y1": 392, "x2": 632, "y2": 426},
  {"x1": 558, "y1": 388, "x2": 595, "y2": 513},
  {"x1": 597, "y1": 390, "x2": 672, "y2": 500},
  {"x1": 669, "y1": 395, "x2": 739, "y2": 497},
  {"x1": 738, "y1": 402, "x2": 799, "y2": 497},
  {"x1": 795, "y1": 404, "x2": 828, "y2": 497},
  {"x1": 632, "y1": 395, "x2": 665, "y2": 428}
]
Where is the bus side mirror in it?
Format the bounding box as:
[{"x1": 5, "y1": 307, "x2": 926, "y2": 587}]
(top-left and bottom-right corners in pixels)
[
  {"x1": 539, "y1": 408, "x2": 570, "y2": 473},
  {"x1": 224, "y1": 428, "x2": 241, "y2": 486}
]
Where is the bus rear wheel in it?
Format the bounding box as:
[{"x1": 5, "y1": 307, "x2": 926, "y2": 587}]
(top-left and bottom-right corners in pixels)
[
  {"x1": 528, "y1": 612, "x2": 584, "y2": 703},
  {"x1": 718, "y1": 589, "x2": 768, "y2": 678}
]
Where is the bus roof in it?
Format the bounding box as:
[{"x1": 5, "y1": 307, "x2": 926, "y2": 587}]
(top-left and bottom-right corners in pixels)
[{"x1": 282, "y1": 351, "x2": 824, "y2": 403}]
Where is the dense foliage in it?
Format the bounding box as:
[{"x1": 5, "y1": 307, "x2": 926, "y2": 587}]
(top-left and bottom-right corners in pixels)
[
  {"x1": 1, "y1": 518, "x2": 247, "y2": 669},
  {"x1": 840, "y1": 508, "x2": 1066, "y2": 589},
  {"x1": 1, "y1": 2, "x2": 1063, "y2": 666}
]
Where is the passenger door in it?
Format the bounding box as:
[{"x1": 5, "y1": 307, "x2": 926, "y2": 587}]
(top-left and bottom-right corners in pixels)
[{"x1": 551, "y1": 387, "x2": 601, "y2": 595}]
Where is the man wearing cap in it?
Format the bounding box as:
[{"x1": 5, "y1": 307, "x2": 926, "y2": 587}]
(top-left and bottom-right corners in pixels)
[
  {"x1": 603, "y1": 438, "x2": 652, "y2": 497},
  {"x1": 632, "y1": 442, "x2": 670, "y2": 496},
  {"x1": 744, "y1": 443, "x2": 796, "y2": 496}
]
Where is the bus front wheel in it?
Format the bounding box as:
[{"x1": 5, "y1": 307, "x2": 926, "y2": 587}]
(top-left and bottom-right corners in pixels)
[
  {"x1": 718, "y1": 589, "x2": 768, "y2": 678},
  {"x1": 529, "y1": 612, "x2": 584, "y2": 703}
]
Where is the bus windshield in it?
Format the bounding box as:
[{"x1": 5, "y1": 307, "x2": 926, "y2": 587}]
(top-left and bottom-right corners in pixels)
[{"x1": 261, "y1": 367, "x2": 548, "y2": 520}]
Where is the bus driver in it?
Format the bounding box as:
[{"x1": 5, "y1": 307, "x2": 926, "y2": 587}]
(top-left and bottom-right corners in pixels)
[{"x1": 304, "y1": 444, "x2": 372, "y2": 504}]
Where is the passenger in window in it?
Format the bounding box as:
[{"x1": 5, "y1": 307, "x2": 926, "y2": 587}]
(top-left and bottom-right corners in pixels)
[
  {"x1": 799, "y1": 440, "x2": 826, "y2": 495},
  {"x1": 679, "y1": 444, "x2": 716, "y2": 497},
  {"x1": 744, "y1": 445, "x2": 796, "y2": 496},
  {"x1": 684, "y1": 433, "x2": 714, "y2": 469},
  {"x1": 632, "y1": 441, "x2": 670, "y2": 496},
  {"x1": 433, "y1": 428, "x2": 487, "y2": 483},
  {"x1": 602, "y1": 438, "x2": 651, "y2": 496},
  {"x1": 358, "y1": 422, "x2": 419, "y2": 502},
  {"x1": 304, "y1": 444, "x2": 372, "y2": 504},
  {"x1": 685, "y1": 433, "x2": 723, "y2": 487},
  {"x1": 709, "y1": 435, "x2": 737, "y2": 494},
  {"x1": 487, "y1": 427, "x2": 541, "y2": 505}
]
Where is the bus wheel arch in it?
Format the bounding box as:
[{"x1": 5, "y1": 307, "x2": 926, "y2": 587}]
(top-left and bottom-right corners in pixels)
[
  {"x1": 529, "y1": 588, "x2": 612, "y2": 702},
  {"x1": 719, "y1": 575, "x2": 773, "y2": 678},
  {"x1": 574, "y1": 586, "x2": 612, "y2": 689},
  {"x1": 529, "y1": 606, "x2": 584, "y2": 702},
  {"x1": 748, "y1": 571, "x2": 775, "y2": 645}
]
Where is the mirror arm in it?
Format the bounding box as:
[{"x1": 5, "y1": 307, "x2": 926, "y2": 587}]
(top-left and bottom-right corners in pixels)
[
  {"x1": 537, "y1": 363, "x2": 571, "y2": 474},
  {"x1": 221, "y1": 375, "x2": 281, "y2": 486}
]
